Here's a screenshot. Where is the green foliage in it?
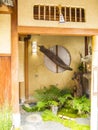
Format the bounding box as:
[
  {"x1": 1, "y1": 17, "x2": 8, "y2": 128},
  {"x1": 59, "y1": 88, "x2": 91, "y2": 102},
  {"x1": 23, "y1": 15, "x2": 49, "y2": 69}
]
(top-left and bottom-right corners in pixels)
[
  {"x1": 58, "y1": 93, "x2": 73, "y2": 106},
  {"x1": 42, "y1": 110, "x2": 90, "y2": 130},
  {"x1": 0, "y1": 103, "x2": 12, "y2": 130},
  {"x1": 58, "y1": 108, "x2": 78, "y2": 118},
  {"x1": 47, "y1": 100, "x2": 59, "y2": 106},
  {"x1": 36, "y1": 101, "x2": 47, "y2": 111},
  {"x1": 72, "y1": 95, "x2": 91, "y2": 115},
  {"x1": 24, "y1": 85, "x2": 90, "y2": 118},
  {"x1": 22, "y1": 103, "x2": 38, "y2": 112},
  {"x1": 34, "y1": 85, "x2": 61, "y2": 102}
]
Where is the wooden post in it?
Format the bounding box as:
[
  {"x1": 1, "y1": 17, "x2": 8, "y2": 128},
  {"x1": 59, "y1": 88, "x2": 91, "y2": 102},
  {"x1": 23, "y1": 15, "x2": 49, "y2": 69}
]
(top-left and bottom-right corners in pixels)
[
  {"x1": 91, "y1": 36, "x2": 98, "y2": 130},
  {"x1": 11, "y1": 0, "x2": 21, "y2": 128},
  {"x1": 24, "y1": 35, "x2": 31, "y2": 100}
]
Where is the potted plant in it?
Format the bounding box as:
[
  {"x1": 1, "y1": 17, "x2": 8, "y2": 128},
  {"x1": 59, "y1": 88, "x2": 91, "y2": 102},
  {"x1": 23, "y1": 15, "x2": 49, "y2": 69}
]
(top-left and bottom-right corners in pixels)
[{"x1": 48, "y1": 100, "x2": 59, "y2": 115}]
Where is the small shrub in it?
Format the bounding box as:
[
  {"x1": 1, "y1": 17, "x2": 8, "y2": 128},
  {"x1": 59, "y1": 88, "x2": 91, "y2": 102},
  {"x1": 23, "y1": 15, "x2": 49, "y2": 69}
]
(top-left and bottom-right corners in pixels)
[
  {"x1": 0, "y1": 103, "x2": 12, "y2": 130},
  {"x1": 33, "y1": 85, "x2": 61, "y2": 102},
  {"x1": 72, "y1": 95, "x2": 91, "y2": 115}
]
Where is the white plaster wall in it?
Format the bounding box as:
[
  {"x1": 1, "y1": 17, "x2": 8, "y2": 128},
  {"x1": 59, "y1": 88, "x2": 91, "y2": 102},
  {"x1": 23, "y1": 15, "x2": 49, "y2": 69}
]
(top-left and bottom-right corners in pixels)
[
  {"x1": 0, "y1": 14, "x2": 11, "y2": 54},
  {"x1": 28, "y1": 35, "x2": 85, "y2": 95},
  {"x1": 18, "y1": 0, "x2": 98, "y2": 28}
]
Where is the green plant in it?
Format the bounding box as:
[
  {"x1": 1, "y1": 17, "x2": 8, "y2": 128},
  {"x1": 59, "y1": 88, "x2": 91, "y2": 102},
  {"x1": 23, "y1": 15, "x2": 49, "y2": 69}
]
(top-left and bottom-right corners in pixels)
[
  {"x1": 58, "y1": 108, "x2": 78, "y2": 118},
  {"x1": 0, "y1": 103, "x2": 12, "y2": 130},
  {"x1": 72, "y1": 95, "x2": 90, "y2": 115},
  {"x1": 47, "y1": 100, "x2": 59, "y2": 106},
  {"x1": 58, "y1": 93, "x2": 73, "y2": 106},
  {"x1": 36, "y1": 101, "x2": 47, "y2": 111},
  {"x1": 33, "y1": 85, "x2": 61, "y2": 102},
  {"x1": 22, "y1": 103, "x2": 38, "y2": 112}
]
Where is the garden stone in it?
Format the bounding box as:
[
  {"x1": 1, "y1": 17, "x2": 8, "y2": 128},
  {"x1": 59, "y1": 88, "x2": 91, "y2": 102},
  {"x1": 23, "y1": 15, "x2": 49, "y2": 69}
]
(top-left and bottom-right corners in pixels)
[
  {"x1": 26, "y1": 113, "x2": 42, "y2": 123},
  {"x1": 75, "y1": 117, "x2": 90, "y2": 125},
  {"x1": 20, "y1": 124, "x2": 36, "y2": 130}
]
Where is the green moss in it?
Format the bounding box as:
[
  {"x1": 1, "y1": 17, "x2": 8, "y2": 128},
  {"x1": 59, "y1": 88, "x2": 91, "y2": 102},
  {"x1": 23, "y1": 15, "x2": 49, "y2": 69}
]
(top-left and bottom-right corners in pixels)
[
  {"x1": 58, "y1": 108, "x2": 89, "y2": 118},
  {"x1": 42, "y1": 110, "x2": 90, "y2": 130}
]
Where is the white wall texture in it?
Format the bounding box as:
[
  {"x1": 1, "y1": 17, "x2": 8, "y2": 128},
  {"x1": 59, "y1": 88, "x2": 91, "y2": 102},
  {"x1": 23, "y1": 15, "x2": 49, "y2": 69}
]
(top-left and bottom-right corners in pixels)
[{"x1": 0, "y1": 14, "x2": 11, "y2": 54}]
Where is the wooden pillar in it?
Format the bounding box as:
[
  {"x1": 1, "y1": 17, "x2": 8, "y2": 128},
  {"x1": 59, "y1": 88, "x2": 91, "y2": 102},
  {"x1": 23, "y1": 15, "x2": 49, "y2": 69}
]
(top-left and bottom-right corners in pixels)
[
  {"x1": 91, "y1": 36, "x2": 98, "y2": 130},
  {"x1": 11, "y1": 0, "x2": 20, "y2": 128},
  {"x1": 24, "y1": 35, "x2": 31, "y2": 100},
  {"x1": 24, "y1": 36, "x2": 29, "y2": 100},
  {"x1": 11, "y1": 0, "x2": 19, "y2": 113}
]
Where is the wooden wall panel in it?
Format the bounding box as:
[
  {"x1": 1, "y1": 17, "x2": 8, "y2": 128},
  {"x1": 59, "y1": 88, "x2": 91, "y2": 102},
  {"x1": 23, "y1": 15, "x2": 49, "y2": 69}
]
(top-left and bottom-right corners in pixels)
[{"x1": 0, "y1": 57, "x2": 11, "y2": 105}]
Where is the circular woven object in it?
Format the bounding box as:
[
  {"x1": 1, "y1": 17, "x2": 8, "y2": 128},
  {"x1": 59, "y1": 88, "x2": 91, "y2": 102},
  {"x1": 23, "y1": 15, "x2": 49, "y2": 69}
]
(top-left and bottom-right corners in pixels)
[{"x1": 44, "y1": 45, "x2": 71, "y2": 73}]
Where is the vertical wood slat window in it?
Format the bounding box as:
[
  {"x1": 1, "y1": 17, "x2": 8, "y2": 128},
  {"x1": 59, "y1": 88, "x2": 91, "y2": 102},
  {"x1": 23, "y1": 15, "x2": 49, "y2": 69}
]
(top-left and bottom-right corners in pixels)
[
  {"x1": 50, "y1": 6, "x2": 54, "y2": 20},
  {"x1": 45, "y1": 6, "x2": 49, "y2": 20},
  {"x1": 77, "y1": 8, "x2": 80, "y2": 22},
  {"x1": 33, "y1": 5, "x2": 85, "y2": 22},
  {"x1": 66, "y1": 7, "x2": 70, "y2": 21},
  {"x1": 71, "y1": 8, "x2": 75, "y2": 22},
  {"x1": 56, "y1": 6, "x2": 59, "y2": 21},
  {"x1": 40, "y1": 6, "x2": 44, "y2": 20}
]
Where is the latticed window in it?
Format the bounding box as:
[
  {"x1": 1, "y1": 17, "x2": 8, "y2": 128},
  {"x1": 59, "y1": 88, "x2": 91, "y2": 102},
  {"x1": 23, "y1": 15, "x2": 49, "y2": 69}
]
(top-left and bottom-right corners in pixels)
[{"x1": 33, "y1": 5, "x2": 85, "y2": 22}]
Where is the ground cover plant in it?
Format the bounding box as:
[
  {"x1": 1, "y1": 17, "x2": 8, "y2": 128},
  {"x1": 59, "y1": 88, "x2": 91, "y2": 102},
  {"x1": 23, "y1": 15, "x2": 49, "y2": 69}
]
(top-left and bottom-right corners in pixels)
[
  {"x1": 42, "y1": 110, "x2": 90, "y2": 130},
  {"x1": 0, "y1": 103, "x2": 12, "y2": 130}
]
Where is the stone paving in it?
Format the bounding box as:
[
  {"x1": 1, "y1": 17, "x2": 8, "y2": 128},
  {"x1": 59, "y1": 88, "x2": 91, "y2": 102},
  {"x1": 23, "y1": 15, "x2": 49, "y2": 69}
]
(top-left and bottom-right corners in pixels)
[{"x1": 20, "y1": 108, "x2": 71, "y2": 130}]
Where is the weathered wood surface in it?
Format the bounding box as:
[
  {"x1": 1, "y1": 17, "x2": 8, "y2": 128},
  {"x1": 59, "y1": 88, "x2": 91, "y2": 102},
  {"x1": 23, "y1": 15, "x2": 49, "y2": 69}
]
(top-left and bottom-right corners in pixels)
[
  {"x1": 0, "y1": 57, "x2": 11, "y2": 104},
  {"x1": 39, "y1": 45, "x2": 72, "y2": 71},
  {"x1": 72, "y1": 72, "x2": 83, "y2": 97}
]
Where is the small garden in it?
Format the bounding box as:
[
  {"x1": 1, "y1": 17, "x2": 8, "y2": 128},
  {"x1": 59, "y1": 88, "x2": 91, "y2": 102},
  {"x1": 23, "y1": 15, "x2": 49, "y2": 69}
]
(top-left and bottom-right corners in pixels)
[{"x1": 22, "y1": 85, "x2": 90, "y2": 130}]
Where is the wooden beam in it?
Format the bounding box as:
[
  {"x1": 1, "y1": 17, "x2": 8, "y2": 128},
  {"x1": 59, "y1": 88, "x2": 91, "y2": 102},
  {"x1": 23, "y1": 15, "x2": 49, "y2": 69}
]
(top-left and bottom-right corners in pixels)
[
  {"x1": 18, "y1": 26, "x2": 98, "y2": 36},
  {"x1": 0, "y1": 5, "x2": 13, "y2": 14},
  {"x1": 0, "y1": 54, "x2": 11, "y2": 56}
]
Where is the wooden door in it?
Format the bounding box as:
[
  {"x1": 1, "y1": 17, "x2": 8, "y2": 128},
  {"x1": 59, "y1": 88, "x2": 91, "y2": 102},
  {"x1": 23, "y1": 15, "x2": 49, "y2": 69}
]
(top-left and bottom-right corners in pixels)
[{"x1": 0, "y1": 56, "x2": 11, "y2": 104}]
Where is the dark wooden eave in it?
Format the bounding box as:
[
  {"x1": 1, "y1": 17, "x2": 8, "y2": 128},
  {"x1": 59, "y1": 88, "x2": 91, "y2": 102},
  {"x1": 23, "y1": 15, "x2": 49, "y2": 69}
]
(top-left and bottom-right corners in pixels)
[{"x1": 18, "y1": 26, "x2": 98, "y2": 36}]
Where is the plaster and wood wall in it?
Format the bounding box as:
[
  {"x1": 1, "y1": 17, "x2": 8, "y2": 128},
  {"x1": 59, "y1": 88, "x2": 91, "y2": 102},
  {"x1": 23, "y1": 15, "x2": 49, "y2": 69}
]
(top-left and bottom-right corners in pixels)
[
  {"x1": 0, "y1": 0, "x2": 98, "y2": 129},
  {"x1": 29, "y1": 36, "x2": 85, "y2": 96},
  {"x1": 18, "y1": 35, "x2": 92, "y2": 99},
  {"x1": 0, "y1": 14, "x2": 11, "y2": 104},
  {"x1": 18, "y1": 0, "x2": 98, "y2": 28}
]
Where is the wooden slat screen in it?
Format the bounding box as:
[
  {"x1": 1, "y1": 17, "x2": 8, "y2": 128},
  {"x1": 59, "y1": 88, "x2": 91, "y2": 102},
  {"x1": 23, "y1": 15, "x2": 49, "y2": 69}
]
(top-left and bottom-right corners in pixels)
[{"x1": 33, "y1": 5, "x2": 85, "y2": 22}]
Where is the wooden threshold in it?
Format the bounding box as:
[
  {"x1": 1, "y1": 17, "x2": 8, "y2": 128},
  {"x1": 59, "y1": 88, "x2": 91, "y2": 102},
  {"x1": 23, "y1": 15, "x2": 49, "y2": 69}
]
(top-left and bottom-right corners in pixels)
[{"x1": 18, "y1": 26, "x2": 98, "y2": 36}]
